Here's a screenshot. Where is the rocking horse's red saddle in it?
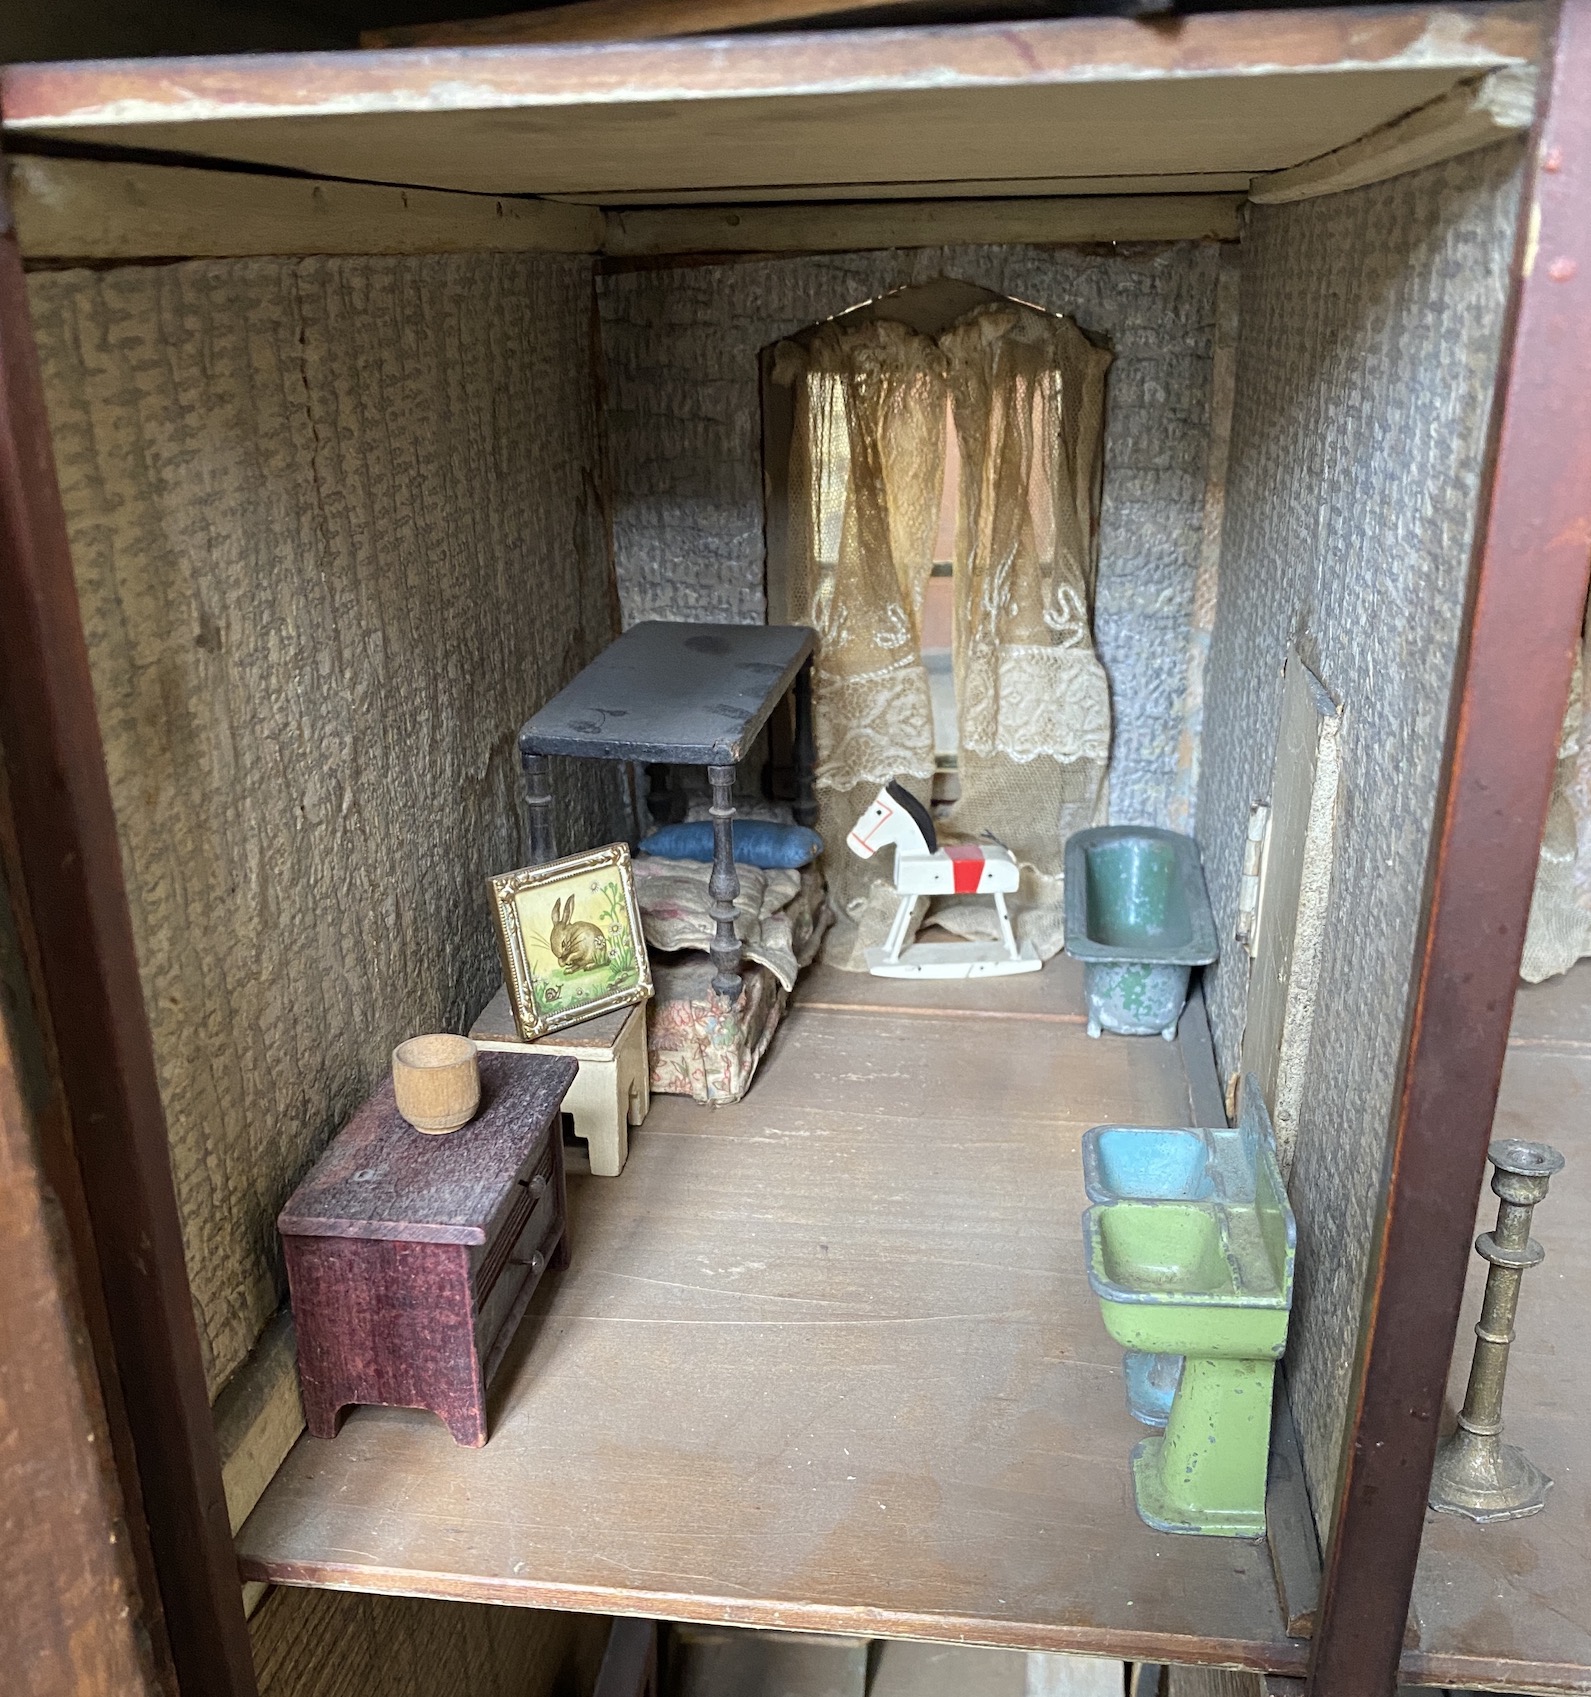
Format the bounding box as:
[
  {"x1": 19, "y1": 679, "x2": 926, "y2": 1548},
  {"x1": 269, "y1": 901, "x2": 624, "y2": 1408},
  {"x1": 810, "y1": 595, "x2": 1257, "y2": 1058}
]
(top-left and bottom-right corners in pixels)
[{"x1": 942, "y1": 842, "x2": 995, "y2": 893}]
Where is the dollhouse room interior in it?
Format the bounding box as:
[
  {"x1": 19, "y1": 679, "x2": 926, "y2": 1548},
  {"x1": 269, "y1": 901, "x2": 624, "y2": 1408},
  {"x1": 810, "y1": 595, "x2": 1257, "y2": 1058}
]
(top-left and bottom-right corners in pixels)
[{"x1": 4, "y1": 6, "x2": 1591, "y2": 1696}]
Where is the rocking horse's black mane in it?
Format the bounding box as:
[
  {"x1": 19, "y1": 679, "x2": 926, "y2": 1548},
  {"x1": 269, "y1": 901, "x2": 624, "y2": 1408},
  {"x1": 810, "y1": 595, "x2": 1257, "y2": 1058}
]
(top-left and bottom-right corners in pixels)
[{"x1": 886, "y1": 780, "x2": 937, "y2": 854}]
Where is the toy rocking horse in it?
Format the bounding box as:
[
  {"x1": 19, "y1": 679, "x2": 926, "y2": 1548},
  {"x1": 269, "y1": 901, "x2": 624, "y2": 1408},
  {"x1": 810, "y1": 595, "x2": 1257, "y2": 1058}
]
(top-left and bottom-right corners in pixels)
[{"x1": 846, "y1": 782, "x2": 1042, "y2": 979}]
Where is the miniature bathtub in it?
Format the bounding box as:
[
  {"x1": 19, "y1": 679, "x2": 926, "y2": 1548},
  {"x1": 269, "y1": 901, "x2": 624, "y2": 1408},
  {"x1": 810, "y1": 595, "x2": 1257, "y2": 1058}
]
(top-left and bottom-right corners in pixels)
[{"x1": 1064, "y1": 826, "x2": 1219, "y2": 1039}]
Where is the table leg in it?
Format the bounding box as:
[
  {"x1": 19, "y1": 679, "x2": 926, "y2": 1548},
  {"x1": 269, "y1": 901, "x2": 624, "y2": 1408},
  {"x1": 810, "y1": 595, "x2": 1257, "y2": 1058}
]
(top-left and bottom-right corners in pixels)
[
  {"x1": 793, "y1": 657, "x2": 817, "y2": 829},
  {"x1": 520, "y1": 748, "x2": 558, "y2": 866},
  {"x1": 707, "y1": 763, "x2": 743, "y2": 1000},
  {"x1": 645, "y1": 762, "x2": 675, "y2": 829}
]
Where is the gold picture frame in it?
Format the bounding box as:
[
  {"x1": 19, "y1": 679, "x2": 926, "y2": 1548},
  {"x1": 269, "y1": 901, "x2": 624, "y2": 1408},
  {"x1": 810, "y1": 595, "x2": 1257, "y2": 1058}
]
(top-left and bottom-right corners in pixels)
[{"x1": 488, "y1": 843, "x2": 652, "y2": 1042}]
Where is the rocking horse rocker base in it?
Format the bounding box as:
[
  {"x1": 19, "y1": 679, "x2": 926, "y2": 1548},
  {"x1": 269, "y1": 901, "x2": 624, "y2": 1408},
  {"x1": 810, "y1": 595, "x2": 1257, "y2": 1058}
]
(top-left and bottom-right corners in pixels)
[
  {"x1": 865, "y1": 930, "x2": 1043, "y2": 979},
  {"x1": 849, "y1": 782, "x2": 1043, "y2": 980}
]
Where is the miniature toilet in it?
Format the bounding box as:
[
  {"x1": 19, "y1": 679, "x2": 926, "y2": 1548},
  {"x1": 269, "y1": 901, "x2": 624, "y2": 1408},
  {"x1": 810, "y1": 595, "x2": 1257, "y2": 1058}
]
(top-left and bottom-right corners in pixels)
[{"x1": 471, "y1": 985, "x2": 649, "y2": 1177}]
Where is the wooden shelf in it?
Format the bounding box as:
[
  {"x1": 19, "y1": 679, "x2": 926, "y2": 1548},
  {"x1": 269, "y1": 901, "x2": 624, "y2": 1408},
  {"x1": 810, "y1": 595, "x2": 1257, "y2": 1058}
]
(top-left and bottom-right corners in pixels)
[
  {"x1": 237, "y1": 963, "x2": 1304, "y2": 1673},
  {"x1": 1406, "y1": 962, "x2": 1591, "y2": 1694}
]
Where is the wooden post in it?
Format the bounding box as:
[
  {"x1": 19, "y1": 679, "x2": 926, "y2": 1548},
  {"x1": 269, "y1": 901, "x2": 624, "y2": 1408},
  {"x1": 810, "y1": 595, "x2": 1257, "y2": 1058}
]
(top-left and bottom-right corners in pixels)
[
  {"x1": 0, "y1": 175, "x2": 259, "y2": 1695},
  {"x1": 793, "y1": 657, "x2": 817, "y2": 829},
  {"x1": 593, "y1": 1617, "x2": 658, "y2": 1697},
  {"x1": 0, "y1": 988, "x2": 165, "y2": 1694},
  {"x1": 1308, "y1": 3, "x2": 1591, "y2": 1692},
  {"x1": 707, "y1": 762, "x2": 743, "y2": 999},
  {"x1": 645, "y1": 761, "x2": 674, "y2": 830}
]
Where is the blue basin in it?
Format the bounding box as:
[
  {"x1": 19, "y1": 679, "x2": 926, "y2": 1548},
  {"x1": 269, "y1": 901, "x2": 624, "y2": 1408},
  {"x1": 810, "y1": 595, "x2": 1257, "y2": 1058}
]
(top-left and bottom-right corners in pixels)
[{"x1": 1090, "y1": 1128, "x2": 1213, "y2": 1201}]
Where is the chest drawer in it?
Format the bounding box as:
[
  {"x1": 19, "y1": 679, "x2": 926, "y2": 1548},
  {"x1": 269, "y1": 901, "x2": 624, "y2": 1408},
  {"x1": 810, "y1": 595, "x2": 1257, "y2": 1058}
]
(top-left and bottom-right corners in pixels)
[{"x1": 474, "y1": 1135, "x2": 561, "y2": 1359}]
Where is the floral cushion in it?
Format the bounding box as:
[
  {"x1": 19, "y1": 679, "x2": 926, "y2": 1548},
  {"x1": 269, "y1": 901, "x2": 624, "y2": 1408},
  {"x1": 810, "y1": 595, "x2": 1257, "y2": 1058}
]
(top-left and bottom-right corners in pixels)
[{"x1": 646, "y1": 866, "x2": 830, "y2": 1104}]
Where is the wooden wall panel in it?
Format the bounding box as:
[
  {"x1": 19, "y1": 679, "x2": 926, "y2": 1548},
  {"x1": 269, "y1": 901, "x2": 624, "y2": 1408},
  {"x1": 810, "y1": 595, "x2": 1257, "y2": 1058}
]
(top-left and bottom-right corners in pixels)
[
  {"x1": 1166, "y1": 1669, "x2": 1266, "y2": 1697},
  {"x1": 250, "y1": 1586, "x2": 609, "y2": 1697},
  {"x1": 0, "y1": 882, "x2": 164, "y2": 1697},
  {"x1": 26, "y1": 253, "x2": 620, "y2": 1397},
  {"x1": 1195, "y1": 142, "x2": 1525, "y2": 1524}
]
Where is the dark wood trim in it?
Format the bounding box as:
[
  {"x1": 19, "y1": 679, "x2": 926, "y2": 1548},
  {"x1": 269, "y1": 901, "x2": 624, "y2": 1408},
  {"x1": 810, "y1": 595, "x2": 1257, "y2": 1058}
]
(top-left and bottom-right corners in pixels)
[
  {"x1": 1308, "y1": 4, "x2": 1591, "y2": 1693},
  {"x1": 0, "y1": 183, "x2": 258, "y2": 1695},
  {"x1": 1, "y1": 726, "x2": 180, "y2": 1692},
  {"x1": 593, "y1": 1617, "x2": 658, "y2": 1697},
  {"x1": 360, "y1": 0, "x2": 1072, "y2": 51},
  {"x1": 0, "y1": 953, "x2": 166, "y2": 1695}
]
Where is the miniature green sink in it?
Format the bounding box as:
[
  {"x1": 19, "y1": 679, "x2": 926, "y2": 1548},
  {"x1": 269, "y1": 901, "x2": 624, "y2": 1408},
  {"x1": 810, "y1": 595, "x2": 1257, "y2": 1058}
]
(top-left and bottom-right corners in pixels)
[
  {"x1": 1081, "y1": 1089, "x2": 1274, "y2": 1426},
  {"x1": 1083, "y1": 1135, "x2": 1295, "y2": 1538}
]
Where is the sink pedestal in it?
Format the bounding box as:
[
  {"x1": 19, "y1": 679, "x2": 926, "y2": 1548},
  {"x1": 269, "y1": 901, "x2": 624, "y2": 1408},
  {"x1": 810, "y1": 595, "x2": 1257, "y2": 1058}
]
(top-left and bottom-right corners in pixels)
[
  {"x1": 1131, "y1": 1357, "x2": 1276, "y2": 1536},
  {"x1": 1122, "y1": 1349, "x2": 1182, "y2": 1427}
]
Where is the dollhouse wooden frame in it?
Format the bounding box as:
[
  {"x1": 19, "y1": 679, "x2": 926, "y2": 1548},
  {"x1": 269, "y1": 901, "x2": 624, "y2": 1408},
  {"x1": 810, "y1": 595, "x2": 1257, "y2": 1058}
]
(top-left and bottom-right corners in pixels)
[{"x1": 2, "y1": 5, "x2": 1590, "y2": 1696}]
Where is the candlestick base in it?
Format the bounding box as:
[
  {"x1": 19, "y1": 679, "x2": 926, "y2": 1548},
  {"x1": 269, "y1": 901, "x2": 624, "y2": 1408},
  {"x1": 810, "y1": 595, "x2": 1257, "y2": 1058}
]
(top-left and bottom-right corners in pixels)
[{"x1": 1428, "y1": 1419, "x2": 1552, "y2": 1522}]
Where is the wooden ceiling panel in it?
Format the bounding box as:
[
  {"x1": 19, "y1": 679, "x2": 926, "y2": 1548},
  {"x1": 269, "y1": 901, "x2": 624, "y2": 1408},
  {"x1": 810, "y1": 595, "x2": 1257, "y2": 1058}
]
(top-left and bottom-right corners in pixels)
[
  {"x1": 1, "y1": 5, "x2": 1539, "y2": 200},
  {"x1": 0, "y1": 71, "x2": 1502, "y2": 196},
  {"x1": 566, "y1": 172, "x2": 1257, "y2": 204}
]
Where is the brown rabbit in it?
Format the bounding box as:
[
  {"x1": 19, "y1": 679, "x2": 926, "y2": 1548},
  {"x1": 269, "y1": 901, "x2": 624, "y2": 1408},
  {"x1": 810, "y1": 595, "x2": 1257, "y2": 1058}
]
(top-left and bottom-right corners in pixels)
[{"x1": 548, "y1": 894, "x2": 610, "y2": 973}]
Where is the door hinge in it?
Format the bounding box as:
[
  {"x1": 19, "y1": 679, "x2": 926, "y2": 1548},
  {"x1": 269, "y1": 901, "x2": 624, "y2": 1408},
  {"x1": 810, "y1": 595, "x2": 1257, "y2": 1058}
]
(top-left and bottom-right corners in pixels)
[{"x1": 1236, "y1": 800, "x2": 1271, "y2": 957}]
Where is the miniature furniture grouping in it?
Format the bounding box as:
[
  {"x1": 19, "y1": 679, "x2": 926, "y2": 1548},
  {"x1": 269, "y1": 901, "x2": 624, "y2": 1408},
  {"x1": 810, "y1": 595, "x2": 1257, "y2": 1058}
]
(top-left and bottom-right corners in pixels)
[
  {"x1": 278, "y1": 1050, "x2": 576, "y2": 1447},
  {"x1": 471, "y1": 985, "x2": 648, "y2": 1177},
  {"x1": 516, "y1": 620, "x2": 818, "y2": 999}
]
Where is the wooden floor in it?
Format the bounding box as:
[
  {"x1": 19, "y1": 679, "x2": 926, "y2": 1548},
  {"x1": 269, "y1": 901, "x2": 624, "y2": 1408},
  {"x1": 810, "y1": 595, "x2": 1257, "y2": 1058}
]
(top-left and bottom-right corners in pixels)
[
  {"x1": 1406, "y1": 960, "x2": 1591, "y2": 1695},
  {"x1": 237, "y1": 957, "x2": 1302, "y2": 1672}
]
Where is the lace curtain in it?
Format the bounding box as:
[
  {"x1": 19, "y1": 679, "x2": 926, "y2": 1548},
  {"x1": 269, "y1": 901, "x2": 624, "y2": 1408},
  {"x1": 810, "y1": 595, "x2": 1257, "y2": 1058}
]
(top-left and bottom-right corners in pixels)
[
  {"x1": 777, "y1": 302, "x2": 1112, "y2": 970},
  {"x1": 1521, "y1": 599, "x2": 1591, "y2": 981},
  {"x1": 775, "y1": 320, "x2": 947, "y2": 957},
  {"x1": 937, "y1": 303, "x2": 1113, "y2": 958}
]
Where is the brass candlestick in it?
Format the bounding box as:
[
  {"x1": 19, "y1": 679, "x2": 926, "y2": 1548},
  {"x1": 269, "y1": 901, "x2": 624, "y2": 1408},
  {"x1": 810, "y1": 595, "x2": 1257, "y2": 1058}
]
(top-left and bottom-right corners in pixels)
[{"x1": 1428, "y1": 1138, "x2": 1563, "y2": 1523}]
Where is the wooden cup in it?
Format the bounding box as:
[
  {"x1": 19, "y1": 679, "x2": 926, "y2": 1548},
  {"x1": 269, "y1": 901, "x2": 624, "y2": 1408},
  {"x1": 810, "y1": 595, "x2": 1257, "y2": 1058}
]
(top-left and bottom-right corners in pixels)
[{"x1": 392, "y1": 1034, "x2": 481, "y2": 1134}]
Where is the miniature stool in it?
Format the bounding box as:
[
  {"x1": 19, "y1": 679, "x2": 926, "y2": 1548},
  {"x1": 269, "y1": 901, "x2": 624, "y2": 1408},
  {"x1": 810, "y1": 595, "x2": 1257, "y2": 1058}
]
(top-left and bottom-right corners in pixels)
[{"x1": 471, "y1": 986, "x2": 649, "y2": 1177}]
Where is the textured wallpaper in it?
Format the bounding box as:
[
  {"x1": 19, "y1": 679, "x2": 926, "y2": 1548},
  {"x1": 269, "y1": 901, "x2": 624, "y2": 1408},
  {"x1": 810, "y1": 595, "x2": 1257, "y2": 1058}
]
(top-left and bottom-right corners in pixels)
[
  {"x1": 1196, "y1": 143, "x2": 1525, "y2": 1522},
  {"x1": 31, "y1": 253, "x2": 622, "y2": 1398},
  {"x1": 598, "y1": 242, "x2": 1225, "y2": 830}
]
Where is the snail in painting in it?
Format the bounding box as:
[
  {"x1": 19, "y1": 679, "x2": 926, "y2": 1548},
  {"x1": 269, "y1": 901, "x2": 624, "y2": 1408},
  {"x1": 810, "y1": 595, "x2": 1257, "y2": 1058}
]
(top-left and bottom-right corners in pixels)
[{"x1": 548, "y1": 895, "x2": 610, "y2": 972}]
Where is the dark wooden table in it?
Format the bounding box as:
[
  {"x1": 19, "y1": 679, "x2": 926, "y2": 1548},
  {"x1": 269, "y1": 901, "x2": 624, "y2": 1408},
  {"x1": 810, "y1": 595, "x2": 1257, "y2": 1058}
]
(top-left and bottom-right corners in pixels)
[{"x1": 517, "y1": 621, "x2": 817, "y2": 998}]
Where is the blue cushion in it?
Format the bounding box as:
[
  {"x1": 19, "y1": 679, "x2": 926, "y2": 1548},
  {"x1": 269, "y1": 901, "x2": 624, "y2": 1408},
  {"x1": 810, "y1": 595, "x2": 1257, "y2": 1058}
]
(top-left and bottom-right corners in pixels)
[{"x1": 640, "y1": 820, "x2": 823, "y2": 869}]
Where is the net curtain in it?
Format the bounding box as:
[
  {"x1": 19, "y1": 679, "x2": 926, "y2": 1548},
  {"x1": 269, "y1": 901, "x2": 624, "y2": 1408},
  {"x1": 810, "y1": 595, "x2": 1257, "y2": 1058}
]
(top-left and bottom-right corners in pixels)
[
  {"x1": 775, "y1": 300, "x2": 1113, "y2": 970},
  {"x1": 1522, "y1": 595, "x2": 1591, "y2": 981}
]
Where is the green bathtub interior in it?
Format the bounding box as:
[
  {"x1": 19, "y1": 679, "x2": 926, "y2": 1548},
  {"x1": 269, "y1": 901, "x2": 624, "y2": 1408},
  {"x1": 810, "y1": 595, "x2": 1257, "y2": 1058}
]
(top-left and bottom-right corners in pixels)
[{"x1": 1083, "y1": 835, "x2": 1194, "y2": 952}]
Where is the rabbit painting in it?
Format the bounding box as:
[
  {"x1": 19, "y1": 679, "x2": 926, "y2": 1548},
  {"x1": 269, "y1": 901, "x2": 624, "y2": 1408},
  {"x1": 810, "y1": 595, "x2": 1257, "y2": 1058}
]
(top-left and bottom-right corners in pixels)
[
  {"x1": 548, "y1": 894, "x2": 610, "y2": 974},
  {"x1": 491, "y1": 851, "x2": 648, "y2": 1041}
]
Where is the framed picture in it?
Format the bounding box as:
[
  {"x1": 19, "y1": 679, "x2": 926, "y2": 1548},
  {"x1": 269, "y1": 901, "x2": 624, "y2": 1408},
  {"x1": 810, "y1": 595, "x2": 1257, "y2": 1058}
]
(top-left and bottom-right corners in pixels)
[{"x1": 488, "y1": 843, "x2": 653, "y2": 1042}]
